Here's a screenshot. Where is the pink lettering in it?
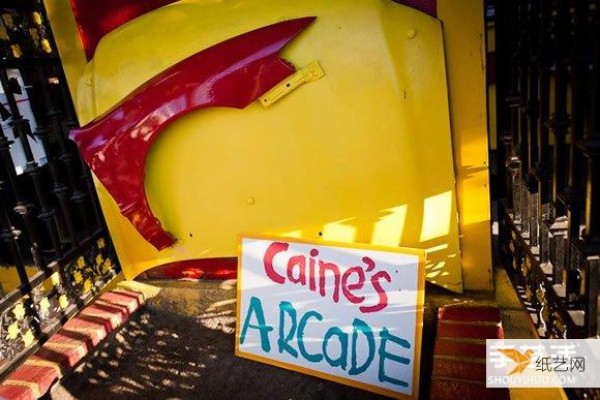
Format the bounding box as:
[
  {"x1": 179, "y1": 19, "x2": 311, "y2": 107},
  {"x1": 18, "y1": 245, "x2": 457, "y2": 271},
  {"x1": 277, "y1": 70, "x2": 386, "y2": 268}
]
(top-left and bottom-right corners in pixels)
[
  {"x1": 263, "y1": 242, "x2": 288, "y2": 284},
  {"x1": 287, "y1": 255, "x2": 306, "y2": 285}
]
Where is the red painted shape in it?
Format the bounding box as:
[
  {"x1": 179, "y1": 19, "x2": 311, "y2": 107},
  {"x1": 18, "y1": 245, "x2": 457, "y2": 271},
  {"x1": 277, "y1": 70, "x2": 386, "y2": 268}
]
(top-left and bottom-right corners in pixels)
[
  {"x1": 141, "y1": 258, "x2": 238, "y2": 280},
  {"x1": 70, "y1": 0, "x2": 178, "y2": 60},
  {"x1": 71, "y1": 18, "x2": 316, "y2": 250},
  {"x1": 391, "y1": 0, "x2": 437, "y2": 17}
]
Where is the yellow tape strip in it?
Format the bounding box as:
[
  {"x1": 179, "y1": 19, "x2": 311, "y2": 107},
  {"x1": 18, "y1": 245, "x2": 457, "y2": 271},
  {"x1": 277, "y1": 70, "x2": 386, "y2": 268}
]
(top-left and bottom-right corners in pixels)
[{"x1": 259, "y1": 60, "x2": 325, "y2": 107}]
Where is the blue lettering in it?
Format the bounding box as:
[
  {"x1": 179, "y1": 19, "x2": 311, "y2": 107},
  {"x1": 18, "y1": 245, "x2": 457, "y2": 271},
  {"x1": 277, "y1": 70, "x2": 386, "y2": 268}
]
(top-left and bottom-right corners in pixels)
[
  {"x1": 378, "y1": 327, "x2": 410, "y2": 387},
  {"x1": 240, "y1": 297, "x2": 273, "y2": 352},
  {"x1": 298, "y1": 310, "x2": 324, "y2": 363},
  {"x1": 322, "y1": 327, "x2": 348, "y2": 370},
  {"x1": 349, "y1": 318, "x2": 375, "y2": 375},
  {"x1": 278, "y1": 301, "x2": 298, "y2": 358}
]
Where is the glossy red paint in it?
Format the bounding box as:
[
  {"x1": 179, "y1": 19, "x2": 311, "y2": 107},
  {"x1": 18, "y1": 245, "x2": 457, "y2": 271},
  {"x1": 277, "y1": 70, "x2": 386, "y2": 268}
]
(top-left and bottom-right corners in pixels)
[
  {"x1": 140, "y1": 258, "x2": 238, "y2": 280},
  {"x1": 70, "y1": 0, "x2": 178, "y2": 60},
  {"x1": 71, "y1": 18, "x2": 316, "y2": 250}
]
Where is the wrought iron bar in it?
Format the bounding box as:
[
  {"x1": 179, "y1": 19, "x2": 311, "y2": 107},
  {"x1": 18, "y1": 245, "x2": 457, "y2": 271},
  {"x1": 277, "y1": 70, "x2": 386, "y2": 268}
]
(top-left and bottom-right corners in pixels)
[
  {"x1": 549, "y1": 216, "x2": 569, "y2": 287},
  {"x1": 33, "y1": 125, "x2": 76, "y2": 247},
  {"x1": 0, "y1": 117, "x2": 61, "y2": 260},
  {"x1": 548, "y1": 0, "x2": 570, "y2": 211},
  {"x1": 545, "y1": 0, "x2": 584, "y2": 309},
  {"x1": 559, "y1": 1, "x2": 590, "y2": 297},
  {"x1": 0, "y1": 67, "x2": 49, "y2": 267},
  {"x1": 47, "y1": 66, "x2": 91, "y2": 237},
  {"x1": 33, "y1": 66, "x2": 77, "y2": 247},
  {"x1": 536, "y1": 0, "x2": 552, "y2": 177},
  {"x1": 503, "y1": 0, "x2": 524, "y2": 221},
  {"x1": 525, "y1": 0, "x2": 541, "y2": 247},
  {"x1": 496, "y1": 0, "x2": 600, "y2": 341},
  {"x1": 0, "y1": 176, "x2": 41, "y2": 341},
  {"x1": 46, "y1": 65, "x2": 101, "y2": 233},
  {"x1": 578, "y1": 0, "x2": 600, "y2": 337},
  {"x1": 0, "y1": 0, "x2": 121, "y2": 377},
  {"x1": 494, "y1": 0, "x2": 512, "y2": 206},
  {"x1": 565, "y1": 0, "x2": 589, "y2": 203},
  {"x1": 536, "y1": 0, "x2": 553, "y2": 267},
  {"x1": 518, "y1": 1, "x2": 532, "y2": 238}
]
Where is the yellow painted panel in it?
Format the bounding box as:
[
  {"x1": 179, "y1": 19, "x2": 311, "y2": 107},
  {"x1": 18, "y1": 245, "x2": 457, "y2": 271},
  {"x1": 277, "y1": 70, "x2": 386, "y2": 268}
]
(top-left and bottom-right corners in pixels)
[
  {"x1": 48, "y1": 0, "x2": 465, "y2": 293},
  {"x1": 420, "y1": 191, "x2": 453, "y2": 242},
  {"x1": 0, "y1": 266, "x2": 38, "y2": 294},
  {"x1": 371, "y1": 205, "x2": 408, "y2": 247},
  {"x1": 438, "y1": 0, "x2": 493, "y2": 290},
  {"x1": 43, "y1": 0, "x2": 87, "y2": 111},
  {"x1": 510, "y1": 388, "x2": 568, "y2": 400}
]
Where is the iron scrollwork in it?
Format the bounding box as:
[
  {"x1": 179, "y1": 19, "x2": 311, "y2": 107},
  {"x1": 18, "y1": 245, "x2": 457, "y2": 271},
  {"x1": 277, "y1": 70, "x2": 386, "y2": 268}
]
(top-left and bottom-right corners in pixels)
[
  {"x1": 64, "y1": 237, "x2": 118, "y2": 302},
  {"x1": 0, "y1": 236, "x2": 120, "y2": 375},
  {"x1": 0, "y1": 7, "x2": 54, "y2": 60}
]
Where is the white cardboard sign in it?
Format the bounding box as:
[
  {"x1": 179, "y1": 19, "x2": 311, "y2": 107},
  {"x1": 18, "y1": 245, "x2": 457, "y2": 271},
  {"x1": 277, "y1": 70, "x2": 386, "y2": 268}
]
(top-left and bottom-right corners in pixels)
[{"x1": 235, "y1": 235, "x2": 425, "y2": 398}]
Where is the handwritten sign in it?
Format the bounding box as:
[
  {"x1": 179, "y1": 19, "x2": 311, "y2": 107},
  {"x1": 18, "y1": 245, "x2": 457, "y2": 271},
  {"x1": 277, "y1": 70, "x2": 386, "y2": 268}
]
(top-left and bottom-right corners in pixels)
[{"x1": 235, "y1": 235, "x2": 425, "y2": 399}]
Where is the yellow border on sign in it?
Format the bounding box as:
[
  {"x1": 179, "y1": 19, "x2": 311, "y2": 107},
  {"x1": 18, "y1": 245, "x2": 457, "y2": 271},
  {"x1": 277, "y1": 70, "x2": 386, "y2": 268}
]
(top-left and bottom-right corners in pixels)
[{"x1": 235, "y1": 233, "x2": 425, "y2": 400}]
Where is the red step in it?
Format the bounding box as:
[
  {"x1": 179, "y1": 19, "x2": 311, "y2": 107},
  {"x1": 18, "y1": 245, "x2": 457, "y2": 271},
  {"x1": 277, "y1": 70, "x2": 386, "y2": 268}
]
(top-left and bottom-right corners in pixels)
[
  {"x1": 430, "y1": 306, "x2": 510, "y2": 400},
  {"x1": 437, "y1": 322, "x2": 504, "y2": 340},
  {"x1": 430, "y1": 377, "x2": 510, "y2": 400},
  {"x1": 0, "y1": 289, "x2": 145, "y2": 400},
  {"x1": 438, "y1": 306, "x2": 501, "y2": 324},
  {"x1": 434, "y1": 339, "x2": 487, "y2": 359}
]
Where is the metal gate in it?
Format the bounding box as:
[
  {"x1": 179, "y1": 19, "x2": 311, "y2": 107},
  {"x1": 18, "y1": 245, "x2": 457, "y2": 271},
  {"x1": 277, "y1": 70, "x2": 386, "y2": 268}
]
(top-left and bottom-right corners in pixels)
[
  {"x1": 0, "y1": 0, "x2": 120, "y2": 376},
  {"x1": 491, "y1": 0, "x2": 600, "y2": 340}
]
